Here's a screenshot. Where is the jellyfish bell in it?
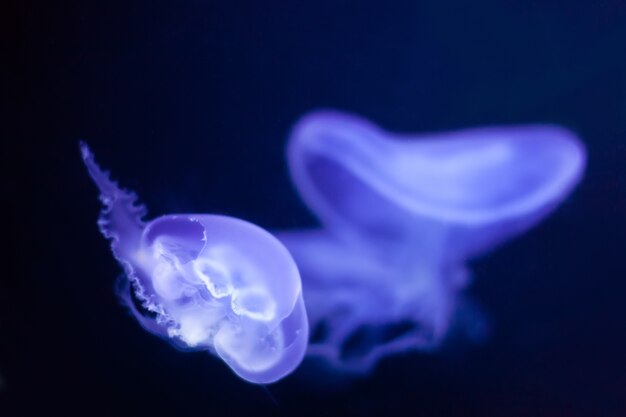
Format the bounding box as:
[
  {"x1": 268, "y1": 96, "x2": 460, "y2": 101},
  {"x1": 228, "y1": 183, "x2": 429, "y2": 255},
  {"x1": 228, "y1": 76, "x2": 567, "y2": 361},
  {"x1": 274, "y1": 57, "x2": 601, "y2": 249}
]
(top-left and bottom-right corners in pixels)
[
  {"x1": 81, "y1": 143, "x2": 308, "y2": 384},
  {"x1": 278, "y1": 110, "x2": 586, "y2": 372},
  {"x1": 139, "y1": 214, "x2": 308, "y2": 383},
  {"x1": 286, "y1": 110, "x2": 586, "y2": 261}
]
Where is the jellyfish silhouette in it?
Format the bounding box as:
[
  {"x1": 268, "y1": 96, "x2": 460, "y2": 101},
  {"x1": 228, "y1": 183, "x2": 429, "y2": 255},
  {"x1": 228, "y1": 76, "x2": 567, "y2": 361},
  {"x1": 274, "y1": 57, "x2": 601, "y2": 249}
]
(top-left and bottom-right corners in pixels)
[
  {"x1": 81, "y1": 143, "x2": 308, "y2": 384},
  {"x1": 278, "y1": 110, "x2": 586, "y2": 372}
]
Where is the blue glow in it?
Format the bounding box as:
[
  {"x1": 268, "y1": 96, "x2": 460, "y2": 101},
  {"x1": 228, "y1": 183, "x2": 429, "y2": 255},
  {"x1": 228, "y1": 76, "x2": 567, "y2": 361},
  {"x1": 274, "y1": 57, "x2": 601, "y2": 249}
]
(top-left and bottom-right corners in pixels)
[{"x1": 278, "y1": 110, "x2": 586, "y2": 372}]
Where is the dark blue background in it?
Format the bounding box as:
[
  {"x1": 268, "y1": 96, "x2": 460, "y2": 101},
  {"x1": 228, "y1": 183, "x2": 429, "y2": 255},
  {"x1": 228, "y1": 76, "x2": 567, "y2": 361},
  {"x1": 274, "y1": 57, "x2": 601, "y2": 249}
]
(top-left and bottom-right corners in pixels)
[{"x1": 6, "y1": 1, "x2": 626, "y2": 416}]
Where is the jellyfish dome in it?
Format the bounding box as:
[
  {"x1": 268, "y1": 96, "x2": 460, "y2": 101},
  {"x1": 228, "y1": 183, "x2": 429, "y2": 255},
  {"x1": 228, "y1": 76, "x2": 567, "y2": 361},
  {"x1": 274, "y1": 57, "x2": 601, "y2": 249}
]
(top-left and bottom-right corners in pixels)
[
  {"x1": 81, "y1": 143, "x2": 308, "y2": 384},
  {"x1": 278, "y1": 110, "x2": 586, "y2": 372}
]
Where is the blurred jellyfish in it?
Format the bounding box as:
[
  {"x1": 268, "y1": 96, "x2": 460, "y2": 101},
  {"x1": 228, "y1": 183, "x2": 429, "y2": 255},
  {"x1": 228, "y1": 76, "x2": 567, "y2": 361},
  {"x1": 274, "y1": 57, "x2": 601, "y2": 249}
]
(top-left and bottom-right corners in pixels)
[
  {"x1": 278, "y1": 110, "x2": 586, "y2": 372},
  {"x1": 81, "y1": 143, "x2": 308, "y2": 384}
]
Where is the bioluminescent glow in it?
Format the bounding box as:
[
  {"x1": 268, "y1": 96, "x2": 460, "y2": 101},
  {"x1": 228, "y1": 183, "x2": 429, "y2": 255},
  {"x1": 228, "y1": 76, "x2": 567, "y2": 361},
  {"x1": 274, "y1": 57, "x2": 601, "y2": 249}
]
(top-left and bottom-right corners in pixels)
[
  {"x1": 81, "y1": 143, "x2": 308, "y2": 384},
  {"x1": 81, "y1": 110, "x2": 586, "y2": 379},
  {"x1": 278, "y1": 111, "x2": 586, "y2": 372}
]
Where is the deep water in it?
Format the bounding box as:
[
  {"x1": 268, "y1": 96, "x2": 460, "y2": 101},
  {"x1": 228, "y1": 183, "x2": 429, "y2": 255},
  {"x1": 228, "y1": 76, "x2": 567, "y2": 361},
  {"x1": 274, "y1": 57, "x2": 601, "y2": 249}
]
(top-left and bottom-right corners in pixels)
[{"x1": 5, "y1": 1, "x2": 626, "y2": 416}]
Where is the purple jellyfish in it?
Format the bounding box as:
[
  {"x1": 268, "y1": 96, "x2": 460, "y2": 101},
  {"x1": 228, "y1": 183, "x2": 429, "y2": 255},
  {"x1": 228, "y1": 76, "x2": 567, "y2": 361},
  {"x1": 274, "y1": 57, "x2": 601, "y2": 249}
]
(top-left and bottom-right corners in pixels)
[
  {"x1": 278, "y1": 110, "x2": 586, "y2": 372},
  {"x1": 81, "y1": 143, "x2": 308, "y2": 384}
]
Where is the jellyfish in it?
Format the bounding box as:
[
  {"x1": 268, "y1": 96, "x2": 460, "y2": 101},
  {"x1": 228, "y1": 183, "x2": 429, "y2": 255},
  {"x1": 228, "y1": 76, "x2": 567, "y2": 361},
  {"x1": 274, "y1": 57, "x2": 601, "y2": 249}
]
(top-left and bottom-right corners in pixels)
[
  {"x1": 277, "y1": 110, "x2": 586, "y2": 372},
  {"x1": 80, "y1": 143, "x2": 308, "y2": 384}
]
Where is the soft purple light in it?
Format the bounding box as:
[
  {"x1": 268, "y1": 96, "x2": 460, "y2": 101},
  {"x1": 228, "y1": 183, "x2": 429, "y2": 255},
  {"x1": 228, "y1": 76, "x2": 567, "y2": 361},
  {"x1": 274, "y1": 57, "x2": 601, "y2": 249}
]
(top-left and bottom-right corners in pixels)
[
  {"x1": 278, "y1": 110, "x2": 586, "y2": 372},
  {"x1": 81, "y1": 143, "x2": 308, "y2": 384}
]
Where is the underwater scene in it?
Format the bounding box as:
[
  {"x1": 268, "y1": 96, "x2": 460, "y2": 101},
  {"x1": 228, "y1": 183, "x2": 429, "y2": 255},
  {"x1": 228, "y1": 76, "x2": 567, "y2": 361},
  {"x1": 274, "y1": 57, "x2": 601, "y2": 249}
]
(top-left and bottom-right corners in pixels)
[{"x1": 6, "y1": 1, "x2": 626, "y2": 416}]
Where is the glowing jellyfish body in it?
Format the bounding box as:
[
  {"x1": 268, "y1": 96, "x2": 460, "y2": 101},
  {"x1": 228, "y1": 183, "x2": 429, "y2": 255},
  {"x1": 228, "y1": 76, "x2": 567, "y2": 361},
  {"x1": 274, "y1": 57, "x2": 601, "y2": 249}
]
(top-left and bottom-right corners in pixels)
[
  {"x1": 278, "y1": 111, "x2": 586, "y2": 372},
  {"x1": 81, "y1": 144, "x2": 308, "y2": 384}
]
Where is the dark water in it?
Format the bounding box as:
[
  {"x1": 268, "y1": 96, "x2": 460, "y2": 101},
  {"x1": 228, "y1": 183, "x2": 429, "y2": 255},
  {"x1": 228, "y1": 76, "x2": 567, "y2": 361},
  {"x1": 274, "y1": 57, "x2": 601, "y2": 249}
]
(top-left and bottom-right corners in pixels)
[{"x1": 6, "y1": 1, "x2": 626, "y2": 416}]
